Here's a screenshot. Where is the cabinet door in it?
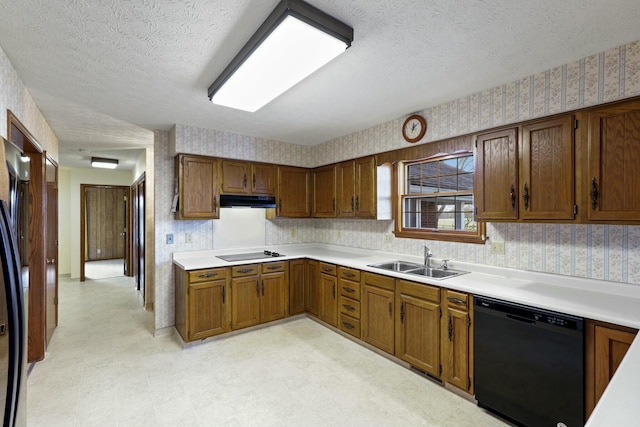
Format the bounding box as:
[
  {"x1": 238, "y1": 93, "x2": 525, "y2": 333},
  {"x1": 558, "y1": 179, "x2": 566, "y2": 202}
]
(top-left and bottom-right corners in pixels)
[
  {"x1": 584, "y1": 322, "x2": 637, "y2": 417},
  {"x1": 277, "y1": 166, "x2": 310, "y2": 217},
  {"x1": 313, "y1": 165, "x2": 337, "y2": 217},
  {"x1": 442, "y1": 306, "x2": 471, "y2": 392},
  {"x1": 306, "y1": 260, "x2": 319, "y2": 316},
  {"x1": 221, "y1": 160, "x2": 250, "y2": 194},
  {"x1": 355, "y1": 156, "x2": 376, "y2": 218},
  {"x1": 289, "y1": 259, "x2": 306, "y2": 315},
  {"x1": 252, "y1": 163, "x2": 275, "y2": 195},
  {"x1": 176, "y1": 155, "x2": 219, "y2": 219},
  {"x1": 474, "y1": 128, "x2": 519, "y2": 220},
  {"x1": 318, "y1": 273, "x2": 337, "y2": 326},
  {"x1": 587, "y1": 100, "x2": 640, "y2": 220},
  {"x1": 188, "y1": 279, "x2": 228, "y2": 340},
  {"x1": 362, "y1": 284, "x2": 395, "y2": 354},
  {"x1": 396, "y1": 294, "x2": 440, "y2": 376},
  {"x1": 521, "y1": 115, "x2": 575, "y2": 220},
  {"x1": 231, "y1": 276, "x2": 260, "y2": 330},
  {"x1": 337, "y1": 161, "x2": 355, "y2": 217},
  {"x1": 260, "y1": 272, "x2": 287, "y2": 323}
]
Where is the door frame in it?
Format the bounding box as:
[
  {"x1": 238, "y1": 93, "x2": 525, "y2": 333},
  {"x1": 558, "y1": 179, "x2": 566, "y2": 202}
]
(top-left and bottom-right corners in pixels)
[
  {"x1": 80, "y1": 184, "x2": 131, "y2": 281},
  {"x1": 131, "y1": 173, "x2": 145, "y2": 297}
]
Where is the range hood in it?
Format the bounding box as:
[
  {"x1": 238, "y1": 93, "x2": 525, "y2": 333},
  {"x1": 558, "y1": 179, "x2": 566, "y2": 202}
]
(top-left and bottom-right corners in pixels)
[{"x1": 219, "y1": 194, "x2": 276, "y2": 208}]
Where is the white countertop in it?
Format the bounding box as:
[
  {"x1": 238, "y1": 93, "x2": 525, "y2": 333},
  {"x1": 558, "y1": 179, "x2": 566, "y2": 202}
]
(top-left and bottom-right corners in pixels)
[{"x1": 173, "y1": 243, "x2": 640, "y2": 426}]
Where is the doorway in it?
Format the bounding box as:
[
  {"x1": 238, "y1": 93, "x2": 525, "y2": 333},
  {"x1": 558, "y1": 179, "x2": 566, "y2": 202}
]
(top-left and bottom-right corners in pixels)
[
  {"x1": 80, "y1": 185, "x2": 130, "y2": 281},
  {"x1": 131, "y1": 173, "x2": 145, "y2": 301}
]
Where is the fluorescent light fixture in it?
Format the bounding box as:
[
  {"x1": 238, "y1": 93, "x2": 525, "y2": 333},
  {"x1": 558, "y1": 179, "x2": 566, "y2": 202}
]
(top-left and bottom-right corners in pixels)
[
  {"x1": 91, "y1": 157, "x2": 118, "y2": 169},
  {"x1": 19, "y1": 153, "x2": 29, "y2": 162},
  {"x1": 208, "y1": 0, "x2": 353, "y2": 112}
]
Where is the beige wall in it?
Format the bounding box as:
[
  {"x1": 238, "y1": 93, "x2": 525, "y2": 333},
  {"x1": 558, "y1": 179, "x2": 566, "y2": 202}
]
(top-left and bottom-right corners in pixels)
[{"x1": 58, "y1": 167, "x2": 134, "y2": 279}]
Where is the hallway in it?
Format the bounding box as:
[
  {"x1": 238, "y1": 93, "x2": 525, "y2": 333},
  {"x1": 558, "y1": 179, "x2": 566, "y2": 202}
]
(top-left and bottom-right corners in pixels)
[{"x1": 26, "y1": 275, "x2": 508, "y2": 427}]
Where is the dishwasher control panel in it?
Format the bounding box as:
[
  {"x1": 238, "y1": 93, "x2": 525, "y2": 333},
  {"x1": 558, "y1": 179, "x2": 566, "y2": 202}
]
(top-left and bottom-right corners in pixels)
[{"x1": 475, "y1": 296, "x2": 582, "y2": 331}]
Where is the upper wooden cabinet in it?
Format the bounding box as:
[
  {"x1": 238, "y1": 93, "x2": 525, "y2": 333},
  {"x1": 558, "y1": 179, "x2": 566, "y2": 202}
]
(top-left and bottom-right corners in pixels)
[
  {"x1": 313, "y1": 164, "x2": 337, "y2": 217},
  {"x1": 475, "y1": 128, "x2": 519, "y2": 221},
  {"x1": 475, "y1": 115, "x2": 576, "y2": 222},
  {"x1": 586, "y1": 100, "x2": 640, "y2": 221},
  {"x1": 175, "y1": 154, "x2": 220, "y2": 220},
  {"x1": 276, "y1": 166, "x2": 310, "y2": 217},
  {"x1": 337, "y1": 157, "x2": 377, "y2": 218},
  {"x1": 221, "y1": 160, "x2": 275, "y2": 195}
]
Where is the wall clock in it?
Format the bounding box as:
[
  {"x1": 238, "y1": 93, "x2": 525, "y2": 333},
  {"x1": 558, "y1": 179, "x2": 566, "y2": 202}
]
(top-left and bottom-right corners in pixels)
[{"x1": 402, "y1": 114, "x2": 427, "y2": 143}]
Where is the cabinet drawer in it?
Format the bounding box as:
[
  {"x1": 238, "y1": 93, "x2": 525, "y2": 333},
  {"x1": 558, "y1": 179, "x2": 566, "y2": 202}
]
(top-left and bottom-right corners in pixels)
[
  {"x1": 338, "y1": 266, "x2": 361, "y2": 281},
  {"x1": 319, "y1": 262, "x2": 337, "y2": 276},
  {"x1": 339, "y1": 279, "x2": 361, "y2": 300},
  {"x1": 188, "y1": 268, "x2": 228, "y2": 283},
  {"x1": 339, "y1": 313, "x2": 361, "y2": 339},
  {"x1": 397, "y1": 280, "x2": 440, "y2": 303},
  {"x1": 444, "y1": 289, "x2": 469, "y2": 309},
  {"x1": 262, "y1": 261, "x2": 287, "y2": 274},
  {"x1": 231, "y1": 264, "x2": 259, "y2": 277},
  {"x1": 362, "y1": 272, "x2": 395, "y2": 291},
  {"x1": 339, "y1": 295, "x2": 361, "y2": 318}
]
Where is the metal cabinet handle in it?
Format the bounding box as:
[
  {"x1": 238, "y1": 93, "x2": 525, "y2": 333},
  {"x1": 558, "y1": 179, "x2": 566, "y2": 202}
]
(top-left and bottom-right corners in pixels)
[
  {"x1": 342, "y1": 286, "x2": 355, "y2": 293},
  {"x1": 351, "y1": 196, "x2": 354, "y2": 211},
  {"x1": 400, "y1": 302, "x2": 404, "y2": 323},
  {"x1": 342, "y1": 322, "x2": 355, "y2": 330},
  {"x1": 388, "y1": 302, "x2": 392, "y2": 317},
  {"x1": 590, "y1": 177, "x2": 598, "y2": 210},
  {"x1": 199, "y1": 273, "x2": 217, "y2": 278},
  {"x1": 343, "y1": 272, "x2": 356, "y2": 278},
  {"x1": 448, "y1": 315, "x2": 453, "y2": 341},
  {"x1": 523, "y1": 182, "x2": 530, "y2": 210},
  {"x1": 509, "y1": 184, "x2": 516, "y2": 210},
  {"x1": 243, "y1": 174, "x2": 247, "y2": 189},
  {"x1": 447, "y1": 296, "x2": 466, "y2": 306},
  {"x1": 342, "y1": 304, "x2": 355, "y2": 311},
  {"x1": 256, "y1": 281, "x2": 259, "y2": 297},
  {"x1": 253, "y1": 173, "x2": 256, "y2": 189},
  {"x1": 262, "y1": 281, "x2": 265, "y2": 296},
  {"x1": 355, "y1": 195, "x2": 359, "y2": 212},
  {"x1": 266, "y1": 265, "x2": 282, "y2": 270},
  {"x1": 322, "y1": 266, "x2": 333, "y2": 272},
  {"x1": 214, "y1": 196, "x2": 218, "y2": 212},
  {"x1": 279, "y1": 198, "x2": 282, "y2": 211},
  {"x1": 332, "y1": 284, "x2": 336, "y2": 299},
  {"x1": 238, "y1": 268, "x2": 253, "y2": 273},
  {"x1": 222, "y1": 286, "x2": 226, "y2": 303}
]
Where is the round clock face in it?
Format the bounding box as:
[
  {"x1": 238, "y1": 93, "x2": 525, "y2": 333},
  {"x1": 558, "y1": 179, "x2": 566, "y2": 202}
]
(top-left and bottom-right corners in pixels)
[{"x1": 402, "y1": 114, "x2": 427, "y2": 143}]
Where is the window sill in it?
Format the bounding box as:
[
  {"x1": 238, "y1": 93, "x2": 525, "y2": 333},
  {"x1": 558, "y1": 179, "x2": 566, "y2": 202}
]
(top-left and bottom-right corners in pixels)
[{"x1": 394, "y1": 228, "x2": 486, "y2": 244}]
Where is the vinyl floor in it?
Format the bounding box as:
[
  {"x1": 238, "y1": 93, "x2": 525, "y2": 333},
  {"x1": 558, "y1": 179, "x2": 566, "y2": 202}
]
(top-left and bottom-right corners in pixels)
[{"x1": 26, "y1": 275, "x2": 510, "y2": 426}]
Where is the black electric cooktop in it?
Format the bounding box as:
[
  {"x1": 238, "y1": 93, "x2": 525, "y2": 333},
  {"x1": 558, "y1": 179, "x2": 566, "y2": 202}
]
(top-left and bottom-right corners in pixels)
[{"x1": 216, "y1": 250, "x2": 284, "y2": 262}]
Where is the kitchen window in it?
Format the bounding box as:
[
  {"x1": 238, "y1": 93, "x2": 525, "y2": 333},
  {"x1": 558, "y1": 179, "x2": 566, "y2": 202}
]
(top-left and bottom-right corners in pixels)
[{"x1": 395, "y1": 152, "x2": 485, "y2": 243}]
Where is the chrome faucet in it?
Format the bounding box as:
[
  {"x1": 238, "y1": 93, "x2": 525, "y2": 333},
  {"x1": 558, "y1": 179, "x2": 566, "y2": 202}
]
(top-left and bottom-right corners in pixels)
[{"x1": 423, "y1": 245, "x2": 433, "y2": 267}]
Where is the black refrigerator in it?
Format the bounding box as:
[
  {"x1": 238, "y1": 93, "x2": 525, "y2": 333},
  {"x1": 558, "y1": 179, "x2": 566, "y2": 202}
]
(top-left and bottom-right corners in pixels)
[{"x1": 0, "y1": 199, "x2": 26, "y2": 427}]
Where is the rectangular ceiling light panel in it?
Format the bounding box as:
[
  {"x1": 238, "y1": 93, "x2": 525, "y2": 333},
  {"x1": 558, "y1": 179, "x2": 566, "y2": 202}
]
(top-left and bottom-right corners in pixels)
[
  {"x1": 91, "y1": 157, "x2": 119, "y2": 169},
  {"x1": 209, "y1": 0, "x2": 353, "y2": 112}
]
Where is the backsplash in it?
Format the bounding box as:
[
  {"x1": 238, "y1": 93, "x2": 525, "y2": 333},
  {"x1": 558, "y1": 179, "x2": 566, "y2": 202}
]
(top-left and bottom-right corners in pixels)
[{"x1": 154, "y1": 39, "x2": 640, "y2": 331}]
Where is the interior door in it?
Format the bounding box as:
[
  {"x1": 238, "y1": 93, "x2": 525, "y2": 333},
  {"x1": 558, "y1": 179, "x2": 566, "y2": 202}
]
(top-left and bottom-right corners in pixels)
[{"x1": 45, "y1": 157, "x2": 58, "y2": 345}]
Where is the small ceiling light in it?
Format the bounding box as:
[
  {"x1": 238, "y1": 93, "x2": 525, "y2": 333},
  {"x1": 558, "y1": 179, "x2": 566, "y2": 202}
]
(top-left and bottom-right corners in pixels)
[
  {"x1": 91, "y1": 157, "x2": 118, "y2": 169},
  {"x1": 19, "y1": 153, "x2": 30, "y2": 162},
  {"x1": 208, "y1": 0, "x2": 353, "y2": 112}
]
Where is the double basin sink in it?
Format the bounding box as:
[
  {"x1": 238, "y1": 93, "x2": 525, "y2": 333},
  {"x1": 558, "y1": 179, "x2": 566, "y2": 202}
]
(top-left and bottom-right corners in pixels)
[{"x1": 368, "y1": 260, "x2": 469, "y2": 280}]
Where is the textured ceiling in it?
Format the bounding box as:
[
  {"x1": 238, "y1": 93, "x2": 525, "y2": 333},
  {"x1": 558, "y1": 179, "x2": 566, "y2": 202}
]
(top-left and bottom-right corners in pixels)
[{"x1": 0, "y1": 0, "x2": 639, "y2": 169}]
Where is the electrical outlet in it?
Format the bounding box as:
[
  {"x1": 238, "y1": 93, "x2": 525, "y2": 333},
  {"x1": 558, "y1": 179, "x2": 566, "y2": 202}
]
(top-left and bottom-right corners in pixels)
[
  {"x1": 384, "y1": 234, "x2": 393, "y2": 244},
  {"x1": 97, "y1": 248, "x2": 101, "y2": 254},
  {"x1": 290, "y1": 228, "x2": 296, "y2": 238},
  {"x1": 337, "y1": 230, "x2": 342, "y2": 239},
  {"x1": 166, "y1": 234, "x2": 174, "y2": 244},
  {"x1": 185, "y1": 233, "x2": 193, "y2": 243},
  {"x1": 489, "y1": 241, "x2": 505, "y2": 255}
]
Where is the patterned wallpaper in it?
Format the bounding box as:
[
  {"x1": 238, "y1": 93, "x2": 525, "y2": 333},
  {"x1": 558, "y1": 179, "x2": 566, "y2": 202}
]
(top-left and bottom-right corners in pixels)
[{"x1": 154, "y1": 39, "x2": 640, "y2": 330}]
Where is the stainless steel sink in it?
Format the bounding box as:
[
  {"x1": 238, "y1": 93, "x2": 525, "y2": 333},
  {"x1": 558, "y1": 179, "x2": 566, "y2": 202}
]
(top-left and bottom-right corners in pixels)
[
  {"x1": 367, "y1": 261, "x2": 423, "y2": 272},
  {"x1": 368, "y1": 261, "x2": 469, "y2": 280}
]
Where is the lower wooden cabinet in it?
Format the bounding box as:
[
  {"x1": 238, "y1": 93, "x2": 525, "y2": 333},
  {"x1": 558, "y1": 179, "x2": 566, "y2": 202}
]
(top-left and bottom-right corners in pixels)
[
  {"x1": 585, "y1": 320, "x2": 638, "y2": 419},
  {"x1": 395, "y1": 280, "x2": 441, "y2": 377},
  {"x1": 441, "y1": 289, "x2": 473, "y2": 393},
  {"x1": 361, "y1": 272, "x2": 395, "y2": 354},
  {"x1": 289, "y1": 259, "x2": 306, "y2": 315},
  {"x1": 230, "y1": 262, "x2": 288, "y2": 331},
  {"x1": 306, "y1": 260, "x2": 319, "y2": 316},
  {"x1": 318, "y1": 264, "x2": 338, "y2": 326},
  {"x1": 174, "y1": 266, "x2": 230, "y2": 342},
  {"x1": 338, "y1": 266, "x2": 361, "y2": 338}
]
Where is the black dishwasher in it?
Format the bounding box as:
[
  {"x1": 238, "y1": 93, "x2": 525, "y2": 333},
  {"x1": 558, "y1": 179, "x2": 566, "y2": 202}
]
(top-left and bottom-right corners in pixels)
[{"x1": 474, "y1": 296, "x2": 584, "y2": 427}]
